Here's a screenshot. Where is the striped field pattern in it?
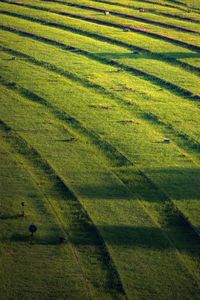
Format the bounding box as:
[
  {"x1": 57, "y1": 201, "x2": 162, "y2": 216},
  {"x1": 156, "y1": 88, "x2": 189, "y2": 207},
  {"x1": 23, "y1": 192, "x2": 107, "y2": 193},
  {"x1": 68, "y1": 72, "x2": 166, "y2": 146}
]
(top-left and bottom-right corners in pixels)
[{"x1": 0, "y1": 0, "x2": 200, "y2": 299}]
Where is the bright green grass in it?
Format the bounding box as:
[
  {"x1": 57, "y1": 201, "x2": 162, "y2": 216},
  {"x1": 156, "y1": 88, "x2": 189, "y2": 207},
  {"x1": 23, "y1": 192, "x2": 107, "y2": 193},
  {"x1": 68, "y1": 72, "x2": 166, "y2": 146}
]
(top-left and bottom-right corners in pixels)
[
  {"x1": 47, "y1": 0, "x2": 200, "y2": 32},
  {"x1": 0, "y1": 1, "x2": 200, "y2": 298},
  {"x1": 3, "y1": 0, "x2": 200, "y2": 33},
  {"x1": 1, "y1": 0, "x2": 200, "y2": 71},
  {"x1": 6, "y1": 0, "x2": 200, "y2": 47},
  {"x1": 146, "y1": 0, "x2": 200, "y2": 10},
  {"x1": 0, "y1": 50, "x2": 199, "y2": 230},
  {"x1": 90, "y1": 0, "x2": 200, "y2": 21},
  {"x1": 0, "y1": 83, "x2": 200, "y2": 300},
  {"x1": 0, "y1": 98, "x2": 127, "y2": 300},
  {"x1": 0, "y1": 11, "x2": 200, "y2": 98},
  {"x1": 0, "y1": 30, "x2": 199, "y2": 148}
]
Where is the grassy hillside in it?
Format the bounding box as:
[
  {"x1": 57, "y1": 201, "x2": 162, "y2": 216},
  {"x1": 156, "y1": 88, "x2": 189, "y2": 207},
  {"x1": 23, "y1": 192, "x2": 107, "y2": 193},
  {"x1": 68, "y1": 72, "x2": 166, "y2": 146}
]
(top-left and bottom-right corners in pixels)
[{"x1": 0, "y1": 0, "x2": 200, "y2": 299}]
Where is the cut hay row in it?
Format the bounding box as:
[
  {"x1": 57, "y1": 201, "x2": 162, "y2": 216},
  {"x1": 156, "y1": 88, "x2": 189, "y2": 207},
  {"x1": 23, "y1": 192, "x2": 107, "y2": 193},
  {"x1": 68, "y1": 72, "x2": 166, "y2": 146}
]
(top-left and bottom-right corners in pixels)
[
  {"x1": 1, "y1": 15, "x2": 200, "y2": 103},
  {"x1": 2, "y1": 0, "x2": 200, "y2": 51},
  {"x1": 2, "y1": 77, "x2": 200, "y2": 241},
  {"x1": 1, "y1": 81, "x2": 200, "y2": 299},
  {"x1": 0, "y1": 49, "x2": 199, "y2": 231},
  {"x1": 39, "y1": 0, "x2": 200, "y2": 34},
  {"x1": 1, "y1": 1, "x2": 200, "y2": 75},
  {"x1": 0, "y1": 37, "x2": 199, "y2": 159},
  {"x1": 0, "y1": 77, "x2": 132, "y2": 168},
  {"x1": 138, "y1": 0, "x2": 200, "y2": 13},
  {"x1": 0, "y1": 114, "x2": 127, "y2": 300},
  {"x1": 0, "y1": 139, "x2": 91, "y2": 300},
  {"x1": 0, "y1": 25, "x2": 199, "y2": 149},
  {"x1": 38, "y1": 0, "x2": 200, "y2": 45},
  {"x1": 0, "y1": 1, "x2": 200, "y2": 298},
  {"x1": 166, "y1": 0, "x2": 200, "y2": 11},
  {"x1": 2, "y1": 1, "x2": 200, "y2": 72},
  {"x1": 85, "y1": 0, "x2": 200, "y2": 23}
]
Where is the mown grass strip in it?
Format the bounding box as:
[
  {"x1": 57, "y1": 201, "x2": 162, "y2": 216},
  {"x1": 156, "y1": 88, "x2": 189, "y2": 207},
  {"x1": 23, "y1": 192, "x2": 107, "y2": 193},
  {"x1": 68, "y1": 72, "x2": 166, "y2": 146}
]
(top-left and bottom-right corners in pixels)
[
  {"x1": 1, "y1": 0, "x2": 200, "y2": 52},
  {"x1": 0, "y1": 42, "x2": 199, "y2": 161},
  {"x1": 87, "y1": 0, "x2": 200, "y2": 24},
  {"x1": 38, "y1": 0, "x2": 200, "y2": 47},
  {"x1": 136, "y1": 0, "x2": 199, "y2": 13},
  {"x1": 1, "y1": 21, "x2": 199, "y2": 103},
  {"x1": 2, "y1": 0, "x2": 200, "y2": 73},
  {"x1": 0, "y1": 117, "x2": 128, "y2": 300},
  {"x1": 0, "y1": 140, "x2": 90, "y2": 300},
  {"x1": 1, "y1": 70, "x2": 200, "y2": 241},
  {"x1": 0, "y1": 77, "x2": 132, "y2": 167},
  {"x1": 1, "y1": 1, "x2": 200, "y2": 76},
  {"x1": 1, "y1": 84, "x2": 200, "y2": 299},
  {"x1": 1, "y1": 48, "x2": 199, "y2": 231},
  {"x1": 42, "y1": 0, "x2": 200, "y2": 34}
]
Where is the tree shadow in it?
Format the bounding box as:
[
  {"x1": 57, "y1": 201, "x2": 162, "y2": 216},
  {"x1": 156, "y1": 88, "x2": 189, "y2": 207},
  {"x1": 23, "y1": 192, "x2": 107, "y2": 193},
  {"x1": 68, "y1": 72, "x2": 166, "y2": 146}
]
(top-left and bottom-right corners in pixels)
[
  {"x1": 97, "y1": 52, "x2": 200, "y2": 60},
  {"x1": 9, "y1": 233, "x2": 62, "y2": 245},
  {"x1": 0, "y1": 214, "x2": 22, "y2": 220},
  {"x1": 70, "y1": 224, "x2": 200, "y2": 258},
  {"x1": 145, "y1": 167, "x2": 200, "y2": 201},
  {"x1": 76, "y1": 167, "x2": 200, "y2": 201},
  {"x1": 100, "y1": 225, "x2": 200, "y2": 255},
  {"x1": 163, "y1": 52, "x2": 200, "y2": 59}
]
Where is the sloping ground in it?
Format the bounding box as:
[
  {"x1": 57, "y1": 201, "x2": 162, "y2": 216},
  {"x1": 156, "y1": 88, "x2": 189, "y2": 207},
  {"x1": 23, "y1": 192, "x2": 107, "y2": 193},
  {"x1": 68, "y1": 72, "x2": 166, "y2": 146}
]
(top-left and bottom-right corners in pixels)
[{"x1": 0, "y1": 0, "x2": 200, "y2": 299}]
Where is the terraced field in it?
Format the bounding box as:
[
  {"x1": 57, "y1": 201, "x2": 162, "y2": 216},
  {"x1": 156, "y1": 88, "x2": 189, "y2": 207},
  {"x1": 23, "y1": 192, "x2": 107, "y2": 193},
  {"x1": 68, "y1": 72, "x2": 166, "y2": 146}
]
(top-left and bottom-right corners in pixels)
[{"x1": 0, "y1": 0, "x2": 200, "y2": 299}]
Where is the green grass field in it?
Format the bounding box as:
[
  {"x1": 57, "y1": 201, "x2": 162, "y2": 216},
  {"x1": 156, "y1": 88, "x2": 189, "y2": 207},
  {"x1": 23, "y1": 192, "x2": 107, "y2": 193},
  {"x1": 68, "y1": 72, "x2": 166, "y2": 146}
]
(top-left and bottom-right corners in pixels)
[{"x1": 0, "y1": 0, "x2": 200, "y2": 299}]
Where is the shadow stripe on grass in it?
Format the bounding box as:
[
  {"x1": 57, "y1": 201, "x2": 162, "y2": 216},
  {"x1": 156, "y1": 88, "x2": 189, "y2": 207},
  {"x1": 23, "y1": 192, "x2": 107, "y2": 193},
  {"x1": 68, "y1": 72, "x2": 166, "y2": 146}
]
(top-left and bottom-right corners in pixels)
[
  {"x1": 24, "y1": 0, "x2": 200, "y2": 49},
  {"x1": 0, "y1": 77, "x2": 132, "y2": 167},
  {"x1": 1, "y1": 3, "x2": 200, "y2": 76},
  {"x1": 2, "y1": 83, "x2": 200, "y2": 294},
  {"x1": 6, "y1": 0, "x2": 198, "y2": 34},
  {"x1": 2, "y1": 99, "x2": 200, "y2": 298},
  {"x1": 1, "y1": 40, "x2": 200, "y2": 155},
  {"x1": 0, "y1": 117, "x2": 128, "y2": 300},
  {"x1": 46, "y1": 0, "x2": 200, "y2": 34},
  {"x1": 87, "y1": 0, "x2": 200, "y2": 24},
  {"x1": 135, "y1": 0, "x2": 200, "y2": 13},
  {"x1": 0, "y1": 22, "x2": 200, "y2": 103},
  {"x1": 1, "y1": 79, "x2": 200, "y2": 241},
  {"x1": 1, "y1": 1, "x2": 200, "y2": 53},
  {"x1": 1, "y1": 43, "x2": 199, "y2": 159},
  {"x1": 166, "y1": 0, "x2": 200, "y2": 12}
]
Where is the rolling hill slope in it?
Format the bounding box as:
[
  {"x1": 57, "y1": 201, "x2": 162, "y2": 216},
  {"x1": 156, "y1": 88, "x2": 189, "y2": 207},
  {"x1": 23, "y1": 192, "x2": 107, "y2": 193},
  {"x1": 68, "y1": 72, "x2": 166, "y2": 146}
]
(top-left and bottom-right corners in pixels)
[{"x1": 0, "y1": 0, "x2": 200, "y2": 299}]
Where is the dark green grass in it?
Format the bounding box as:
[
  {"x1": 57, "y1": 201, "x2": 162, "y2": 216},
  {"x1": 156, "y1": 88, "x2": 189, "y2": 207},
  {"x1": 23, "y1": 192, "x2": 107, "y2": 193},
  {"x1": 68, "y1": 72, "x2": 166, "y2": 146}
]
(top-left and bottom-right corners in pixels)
[{"x1": 0, "y1": 139, "x2": 89, "y2": 300}]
